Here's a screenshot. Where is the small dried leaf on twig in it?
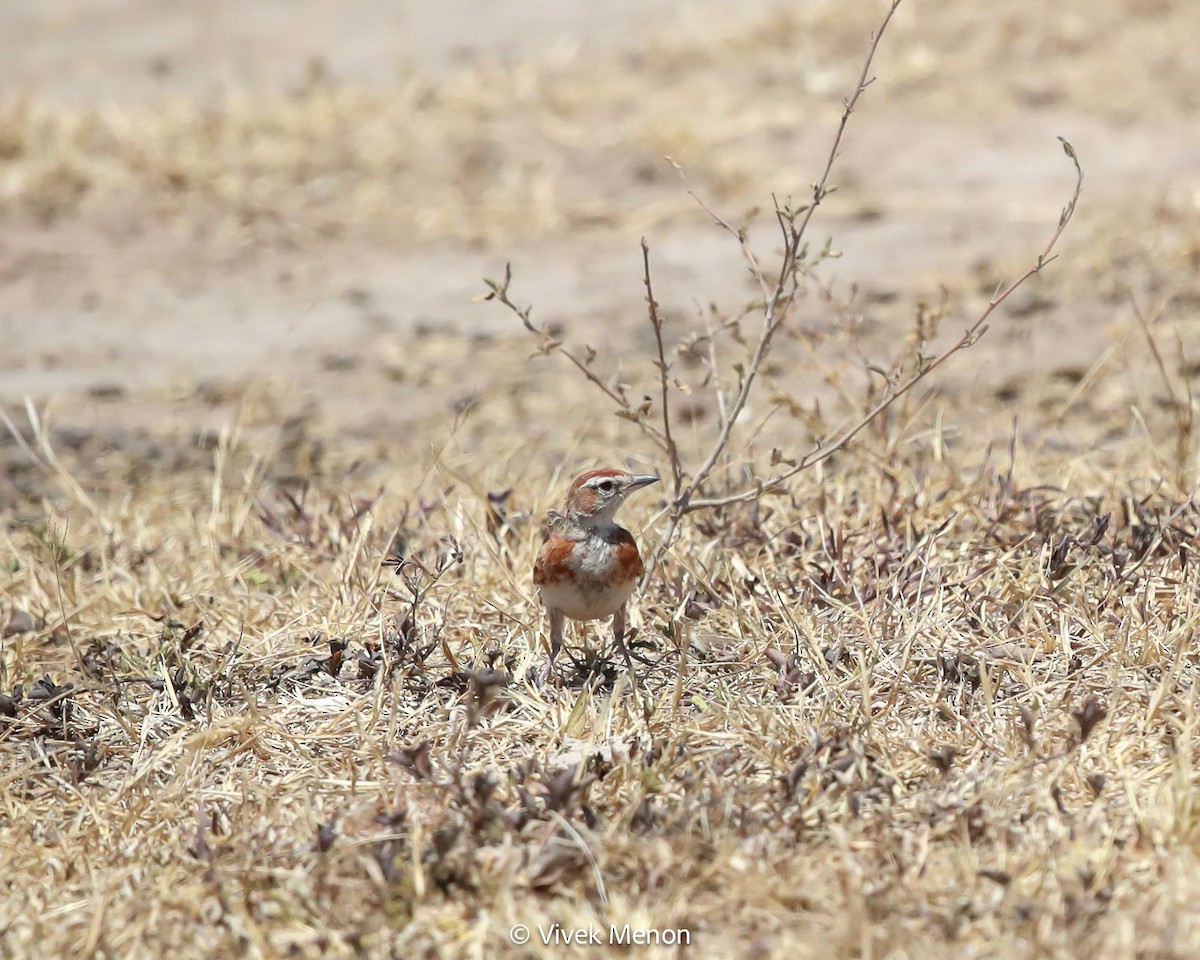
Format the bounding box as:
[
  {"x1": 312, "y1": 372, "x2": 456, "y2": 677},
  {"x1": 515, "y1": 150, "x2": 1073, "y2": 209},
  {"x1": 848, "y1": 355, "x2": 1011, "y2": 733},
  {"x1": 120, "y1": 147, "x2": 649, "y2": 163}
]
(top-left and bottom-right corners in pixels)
[
  {"x1": 928, "y1": 746, "x2": 957, "y2": 773},
  {"x1": 1072, "y1": 697, "x2": 1107, "y2": 745},
  {"x1": 315, "y1": 821, "x2": 337, "y2": 853},
  {"x1": 485, "y1": 488, "x2": 512, "y2": 539},
  {"x1": 325, "y1": 638, "x2": 346, "y2": 677},
  {"x1": 1047, "y1": 535, "x2": 1077, "y2": 581},
  {"x1": 764, "y1": 647, "x2": 789, "y2": 671},
  {"x1": 390, "y1": 740, "x2": 434, "y2": 780},
  {"x1": 190, "y1": 802, "x2": 214, "y2": 863},
  {"x1": 1017, "y1": 703, "x2": 1037, "y2": 749},
  {"x1": 962, "y1": 324, "x2": 989, "y2": 347},
  {"x1": 438, "y1": 536, "x2": 465, "y2": 570}
]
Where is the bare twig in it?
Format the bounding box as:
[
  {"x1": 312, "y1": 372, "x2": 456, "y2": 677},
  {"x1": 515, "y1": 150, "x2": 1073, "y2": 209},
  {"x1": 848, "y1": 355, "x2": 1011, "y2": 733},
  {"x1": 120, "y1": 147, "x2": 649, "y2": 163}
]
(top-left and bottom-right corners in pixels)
[
  {"x1": 668, "y1": 158, "x2": 771, "y2": 300},
  {"x1": 481, "y1": 264, "x2": 670, "y2": 450},
  {"x1": 644, "y1": 0, "x2": 907, "y2": 568},
  {"x1": 641, "y1": 239, "x2": 683, "y2": 500},
  {"x1": 1130, "y1": 292, "x2": 1195, "y2": 479},
  {"x1": 682, "y1": 139, "x2": 1084, "y2": 515},
  {"x1": 482, "y1": 0, "x2": 1084, "y2": 578},
  {"x1": 688, "y1": 0, "x2": 902, "y2": 499}
]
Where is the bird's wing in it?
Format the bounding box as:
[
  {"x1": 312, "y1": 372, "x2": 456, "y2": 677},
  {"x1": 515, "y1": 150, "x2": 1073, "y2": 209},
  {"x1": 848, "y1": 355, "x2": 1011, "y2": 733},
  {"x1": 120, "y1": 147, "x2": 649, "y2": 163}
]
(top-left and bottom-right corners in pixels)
[{"x1": 533, "y1": 535, "x2": 574, "y2": 586}]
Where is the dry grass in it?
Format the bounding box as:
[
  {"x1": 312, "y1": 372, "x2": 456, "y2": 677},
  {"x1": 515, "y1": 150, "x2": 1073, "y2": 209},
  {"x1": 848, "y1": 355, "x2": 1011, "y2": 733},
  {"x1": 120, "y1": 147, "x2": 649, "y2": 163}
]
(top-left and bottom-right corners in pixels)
[{"x1": 3, "y1": 352, "x2": 1200, "y2": 959}]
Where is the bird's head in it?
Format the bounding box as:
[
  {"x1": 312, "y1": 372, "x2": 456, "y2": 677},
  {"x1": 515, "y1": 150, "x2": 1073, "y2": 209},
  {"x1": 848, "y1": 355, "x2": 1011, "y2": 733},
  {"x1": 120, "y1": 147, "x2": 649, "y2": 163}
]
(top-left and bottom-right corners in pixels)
[{"x1": 564, "y1": 469, "x2": 659, "y2": 528}]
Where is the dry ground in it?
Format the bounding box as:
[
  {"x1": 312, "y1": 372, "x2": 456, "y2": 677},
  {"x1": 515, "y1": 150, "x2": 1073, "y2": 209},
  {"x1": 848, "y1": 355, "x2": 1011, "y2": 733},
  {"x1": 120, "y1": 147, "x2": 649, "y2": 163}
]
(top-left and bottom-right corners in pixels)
[{"x1": 3, "y1": 0, "x2": 1200, "y2": 957}]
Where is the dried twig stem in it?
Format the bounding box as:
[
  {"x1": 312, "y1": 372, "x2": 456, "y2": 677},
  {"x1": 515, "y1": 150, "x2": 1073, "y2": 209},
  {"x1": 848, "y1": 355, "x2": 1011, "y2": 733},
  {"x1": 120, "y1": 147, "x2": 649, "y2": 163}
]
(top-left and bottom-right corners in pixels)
[
  {"x1": 682, "y1": 139, "x2": 1084, "y2": 515},
  {"x1": 481, "y1": 264, "x2": 670, "y2": 450},
  {"x1": 483, "y1": 0, "x2": 1085, "y2": 577},
  {"x1": 641, "y1": 238, "x2": 683, "y2": 500},
  {"x1": 645, "y1": 0, "x2": 907, "y2": 566}
]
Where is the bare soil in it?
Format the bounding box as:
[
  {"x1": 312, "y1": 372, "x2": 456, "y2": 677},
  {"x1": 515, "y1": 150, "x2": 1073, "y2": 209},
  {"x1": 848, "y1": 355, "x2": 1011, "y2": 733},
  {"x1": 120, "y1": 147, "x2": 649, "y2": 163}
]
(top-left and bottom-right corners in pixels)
[{"x1": 2, "y1": 0, "x2": 1198, "y2": 444}]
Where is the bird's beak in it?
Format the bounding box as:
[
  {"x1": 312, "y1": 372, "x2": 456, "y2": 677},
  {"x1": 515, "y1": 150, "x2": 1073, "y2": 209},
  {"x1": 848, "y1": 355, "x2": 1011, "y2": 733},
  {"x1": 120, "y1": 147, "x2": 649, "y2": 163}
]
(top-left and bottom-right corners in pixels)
[{"x1": 628, "y1": 474, "x2": 660, "y2": 491}]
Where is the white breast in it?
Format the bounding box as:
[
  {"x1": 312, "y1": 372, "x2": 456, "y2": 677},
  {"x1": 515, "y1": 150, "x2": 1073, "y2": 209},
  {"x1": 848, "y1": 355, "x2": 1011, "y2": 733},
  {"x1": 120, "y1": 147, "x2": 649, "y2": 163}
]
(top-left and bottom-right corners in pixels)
[
  {"x1": 539, "y1": 577, "x2": 635, "y2": 621},
  {"x1": 538, "y1": 525, "x2": 640, "y2": 622}
]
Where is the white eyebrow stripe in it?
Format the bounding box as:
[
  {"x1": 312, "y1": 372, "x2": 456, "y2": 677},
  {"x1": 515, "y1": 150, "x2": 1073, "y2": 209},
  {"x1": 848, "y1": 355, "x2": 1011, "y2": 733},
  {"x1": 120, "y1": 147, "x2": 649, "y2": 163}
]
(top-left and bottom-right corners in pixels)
[{"x1": 585, "y1": 475, "x2": 621, "y2": 488}]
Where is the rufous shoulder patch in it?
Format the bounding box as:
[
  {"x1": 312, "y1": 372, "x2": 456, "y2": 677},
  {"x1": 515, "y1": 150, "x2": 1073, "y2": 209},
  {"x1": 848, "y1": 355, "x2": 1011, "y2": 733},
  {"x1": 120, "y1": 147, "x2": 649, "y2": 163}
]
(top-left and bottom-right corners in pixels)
[
  {"x1": 533, "y1": 536, "x2": 575, "y2": 585},
  {"x1": 615, "y1": 538, "x2": 644, "y2": 582}
]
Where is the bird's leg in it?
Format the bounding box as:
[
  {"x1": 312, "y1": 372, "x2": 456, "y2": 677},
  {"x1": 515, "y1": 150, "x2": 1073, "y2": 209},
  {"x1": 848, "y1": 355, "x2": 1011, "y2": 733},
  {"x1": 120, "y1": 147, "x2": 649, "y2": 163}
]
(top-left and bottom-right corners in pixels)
[
  {"x1": 545, "y1": 608, "x2": 565, "y2": 683},
  {"x1": 613, "y1": 604, "x2": 638, "y2": 689}
]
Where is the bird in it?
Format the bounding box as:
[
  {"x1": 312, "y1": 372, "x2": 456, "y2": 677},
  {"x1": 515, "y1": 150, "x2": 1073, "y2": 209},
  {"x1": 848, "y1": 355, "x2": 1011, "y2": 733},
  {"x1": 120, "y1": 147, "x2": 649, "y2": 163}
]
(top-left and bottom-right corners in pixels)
[{"x1": 533, "y1": 468, "x2": 659, "y2": 681}]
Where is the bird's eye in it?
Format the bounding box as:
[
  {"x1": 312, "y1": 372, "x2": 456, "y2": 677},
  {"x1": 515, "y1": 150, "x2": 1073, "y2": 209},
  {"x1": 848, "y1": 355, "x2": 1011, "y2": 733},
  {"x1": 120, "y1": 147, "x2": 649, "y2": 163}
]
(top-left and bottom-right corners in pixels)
[{"x1": 598, "y1": 480, "x2": 616, "y2": 493}]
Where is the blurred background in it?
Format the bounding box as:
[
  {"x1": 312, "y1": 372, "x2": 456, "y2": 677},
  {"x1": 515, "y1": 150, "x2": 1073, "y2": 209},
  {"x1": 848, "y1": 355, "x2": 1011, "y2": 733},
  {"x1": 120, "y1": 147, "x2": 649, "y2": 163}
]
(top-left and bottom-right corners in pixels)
[{"x1": 2, "y1": 0, "x2": 1200, "y2": 486}]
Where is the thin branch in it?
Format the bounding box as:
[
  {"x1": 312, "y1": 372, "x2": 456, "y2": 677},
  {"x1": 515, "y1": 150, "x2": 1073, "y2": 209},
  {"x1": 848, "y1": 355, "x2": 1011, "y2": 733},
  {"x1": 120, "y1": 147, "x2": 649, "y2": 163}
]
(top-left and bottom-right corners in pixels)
[
  {"x1": 669, "y1": 158, "x2": 771, "y2": 300},
  {"x1": 1130, "y1": 291, "x2": 1194, "y2": 476},
  {"x1": 671, "y1": 0, "x2": 905, "y2": 518},
  {"x1": 786, "y1": 2, "x2": 905, "y2": 265},
  {"x1": 482, "y1": 264, "x2": 670, "y2": 450},
  {"x1": 641, "y1": 239, "x2": 683, "y2": 500},
  {"x1": 639, "y1": 0, "x2": 908, "y2": 578},
  {"x1": 702, "y1": 313, "x2": 731, "y2": 430},
  {"x1": 683, "y1": 139, "x2": 1085, "y2": 514}
]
